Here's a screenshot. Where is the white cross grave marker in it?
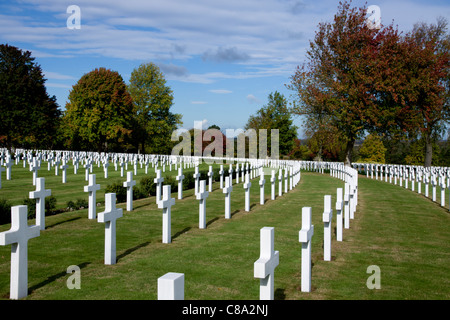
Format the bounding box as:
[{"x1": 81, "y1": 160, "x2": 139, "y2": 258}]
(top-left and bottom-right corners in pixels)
[
  {"x1": 123, "y1": 171, "x2": 136, "y2": 212},
  {"x1": 259, "y1": 169, "x2": 265, "y2": 205},
  {"x1": 54, "y1": 159, "x2": 60, "y2": 176},
  {"x1": 193, "y1": 166, "x2": 200, "y2": 196},
  {"x1": 299, "y1": 207, "x2": 314, "y2": 292},
  {"x1": 219, "y1": 165, "x2": 224, "y2": 189},
  {"x1": 30, "y1": 157, "x2": 40, "y2": 186},
  {"x1": 0, "y1": 205, "x2": 40, "y2": 299},
  {"x1": 103, "y1": 161, "x2": 109, "y2": 178},
  {"x1": 84, "y1": 174, "x2": 101, "y2": 220},
  {"x1": 223, "y1": 176, "x2": 233, "y2": 219},
  {"x1": 284, "y1": 168, "x2": 288, "y2": 194},
  {"x1": 270, "y1": 170, "x2": 276, "y2": 200},
  {"x1": 97, "y1": 193, "x2": 123, "y2": 265},
  {"x1": 196, "y1": 180, "x2": 209, "y2": 229},
  {"x1": 29, "y1": 177, "x2": 51, "y2": 230},
  {"x1": 254, "y1": 227, "x2": 279, "y2": 300},
  {"x1": 349, "y1": 184, "x2": 355, "y2": 220},
  {"x1": 243, "y1": 173, "x2": 252, "y2": 212},
  {"x1": 278, "y1": 169, "x2": 283, "y2": 197},
  {"x1": 61, "y1": 161, "x2": 69, "y2": 184},
  {"x1": 4, "y1": 155, "x2": 13, "y2": 180},
  {"x1": 432, "y1": 176, "x2": 437, "y2": 202},
  {"x1": 344, "y1": 183, "x2": 350, "y2": 229},
  {"x1": 322, "y1": 195, "x2": 333, "y2": 261},
  {"x1": 336, "y1": 188, "x2": 343, "y2": 242},
  {"x1": 158, "y1": 185, "x2": 175, "y2": 244},
  {"x1": 229, "y1": 164, "x2": 234, "y2": 186},
  {"x1": 120, "y1": 161, "x2": 125, "y2": 177},
  {"x1": 158, "y1": 272, "x2": 184, "y2": 300},
  {"x1": 154, "y1": 169, "x2": 164, "y2": 205},
  {"x1": 0, "y1": 165, "x2": 5, "y2": 189},
  {"x1": 208, "y1": 165, "x2": 213, "y2": 192},
  {"x1": 84, "y1": 162, "x2": 90, "y2": 181},
  {"x1": 175, "y1": 167, "x2": 185, "y2": 200}
]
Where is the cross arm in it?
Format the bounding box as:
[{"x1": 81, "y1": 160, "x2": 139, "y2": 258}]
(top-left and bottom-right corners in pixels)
[
  {"x1": 299, "y1": 226, "x2": 314, "y2": 243},
  {"x1": 254, "y1": 251, "x2": 279, "y2": 279}
]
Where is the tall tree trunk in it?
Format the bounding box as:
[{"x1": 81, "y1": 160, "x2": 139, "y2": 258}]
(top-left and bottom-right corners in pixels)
[
  {"x1": 344, "y1": 138, "x2": 355, "y2": 167},
  {"x1": 424, "y1": 133, "x2": 433, "y2": 167}
]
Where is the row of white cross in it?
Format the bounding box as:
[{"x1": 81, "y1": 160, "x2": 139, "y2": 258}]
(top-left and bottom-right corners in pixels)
[
  {"x1": 354, "y1": 162, "x2": 450, "y2": 210},
  {"x1": 158, "y1": 188, "x2": 358, "y2": 300},
  {"x1": 0, "y1": 156, "x2": 303, "y2": 299},
  {"x1": 159, "y1": 164, "x2": 359, "y2": 300}
]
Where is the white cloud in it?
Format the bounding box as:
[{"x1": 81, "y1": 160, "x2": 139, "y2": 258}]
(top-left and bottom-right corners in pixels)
[
  {"x1": 43, "y1": 71, "x2": 76, "y2": 80},
  {"x1": 247, "y1": 94, "x2": 261, "y2": 104},
  {"x1": 0, "y1": 0, "x2": 325, "y2": 66},
  {"x1": 45, "y1": 82, "x2": 73, "y2": 89},
  {"x1": 4, "y1": 0, "x2": 450, "y2": 84},
  {"x1": 209, "y1": 89, "x2": 232, "y2": 94},
  {"x1": 191, "y1": 101, "x2": 207, "y2": 105}
]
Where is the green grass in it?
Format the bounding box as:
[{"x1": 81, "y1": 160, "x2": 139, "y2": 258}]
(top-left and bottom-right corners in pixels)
[{"x1": 0, "y1": 163, "x2": 449, "y2": 300}]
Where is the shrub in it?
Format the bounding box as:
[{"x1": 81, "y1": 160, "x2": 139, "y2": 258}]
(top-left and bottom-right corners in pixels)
[
  {"x1": 133, "y1": 185, "x2": 146, "y2": 200},
  {"x1": 67, "y1": 198, "x2": 89, "y2": 210},
  {"x1": 105, "y1": 181, "x2": 127, "y2": 203},
  {"x1": 0, "y1": 198, "x2": 12, "y2": 225},
  {"x1": 164, "y1": 175, "x2": 178, "y2": 193},
  {"x1": 47, "y1": 195, "x2": 57, "y2": 213},
  {"x1": 139, "y1": 176, "x2": 156, "y2": 196},
  {"x1": 22, "y1": 195, "x2": 57, "y2": 218}
]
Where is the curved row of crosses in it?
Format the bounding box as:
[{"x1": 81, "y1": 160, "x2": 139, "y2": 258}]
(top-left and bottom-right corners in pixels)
[
  {"x1": 0, "y1": 148, "x2": 358, "y2": 300},
  {"x1": 352, "y1": 162, "x2": 450, "y2": 210}
]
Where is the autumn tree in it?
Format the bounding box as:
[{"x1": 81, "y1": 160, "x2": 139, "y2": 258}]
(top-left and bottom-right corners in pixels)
[
  {"x1": 0, "y1": 44, "x2": 61, "y2": 150},
  {"x1": 63, "y1": 68, "x2": 133, "y2": 152},
  {"x1": 288, "y1": 1, "x2": 403, "y2": 166},
  {"x1": 128, "y1": 62, "x2": 182, "y2": 155},
  {"x1": 399, "y1": 18, "x2": 450, "y2": 167}
]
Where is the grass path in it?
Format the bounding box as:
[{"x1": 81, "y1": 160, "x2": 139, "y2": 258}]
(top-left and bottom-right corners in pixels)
[{"x1": 0, "y1": 166, "x2": 448, "y2": 300}]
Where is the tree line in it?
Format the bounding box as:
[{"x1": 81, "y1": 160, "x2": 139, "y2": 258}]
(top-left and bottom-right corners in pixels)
[{"x1": 0, "y1": 45, "x2": 181, "y2": 155}]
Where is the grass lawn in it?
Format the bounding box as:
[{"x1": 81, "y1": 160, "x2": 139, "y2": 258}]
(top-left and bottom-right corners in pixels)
[{"x1": 0, "y1": 162, "x2": 449, "y2": 300}]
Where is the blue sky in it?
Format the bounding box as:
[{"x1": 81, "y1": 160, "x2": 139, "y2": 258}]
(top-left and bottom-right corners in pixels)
[{"x1": 1, "y1": 0, "x2": 449, "y2": 138}]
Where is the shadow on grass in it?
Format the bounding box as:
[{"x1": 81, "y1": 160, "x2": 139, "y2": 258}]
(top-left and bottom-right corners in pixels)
[
  {"x1": 206, "y1": 217, "x2": 219, "y2": 227},
  {"x1": 173, "y1": 227, "x2": 191, "y2": 241},
  {"x1": 117, "y1": 241, "x2": 151, "y2": 262},
  {"x1": 46, "y1": 216, "x2": 82, "y2": 229},
  {"x1": 275, "y1": 288, "x2": 286, "y2": 300},
  {"x1": 132, "y1": 201, "x2": 154, "y2": 211},
  {"x1": 230, "y1": 209, "x2": 240, "y2": 218},
  {"x1": 28, "y1": 261, "x2": 91, "y2": 295}
]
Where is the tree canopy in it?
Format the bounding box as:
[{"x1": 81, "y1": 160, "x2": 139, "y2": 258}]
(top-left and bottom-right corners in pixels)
[
  {"x1": 127, "y1": 62, "x2": 182, "y2": 155},
  {"x1": 245, "y1": 91, "x2": 298, "y2": 158},
  {"x1": 288, "y1": 1, "x2": 449, "y2": 166},
  {"x1": 62, "y1": 67, "x2": 134, "y2": 152},
  {"x1": 0, "y1": 44, "x2": 61, "y2": 151}
]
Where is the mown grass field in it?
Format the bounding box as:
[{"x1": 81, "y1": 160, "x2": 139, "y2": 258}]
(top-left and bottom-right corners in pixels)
[{"x1": 0, "y1": 162, "x2": 449, "y2": 300}]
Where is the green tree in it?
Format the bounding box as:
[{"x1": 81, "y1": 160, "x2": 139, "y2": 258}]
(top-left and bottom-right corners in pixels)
[
  {"x1": 0, "y1": 44, "x2": 61, "y2": 150},
  {"x1": 404, "y1": 139, "x2": 425, "y2": 165},
  {"x1": 63, "y1": 67, "x2": 133, "y2": 152},
  {"x1": 245, "y1": 91, "x2": 298, "y2": 157},
  {"x1": 358, "y1": 134, "x2": 387, "y2": 163},
  {"x1": 128, "y1": 62, "x2": 182, "y2": 154}
]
